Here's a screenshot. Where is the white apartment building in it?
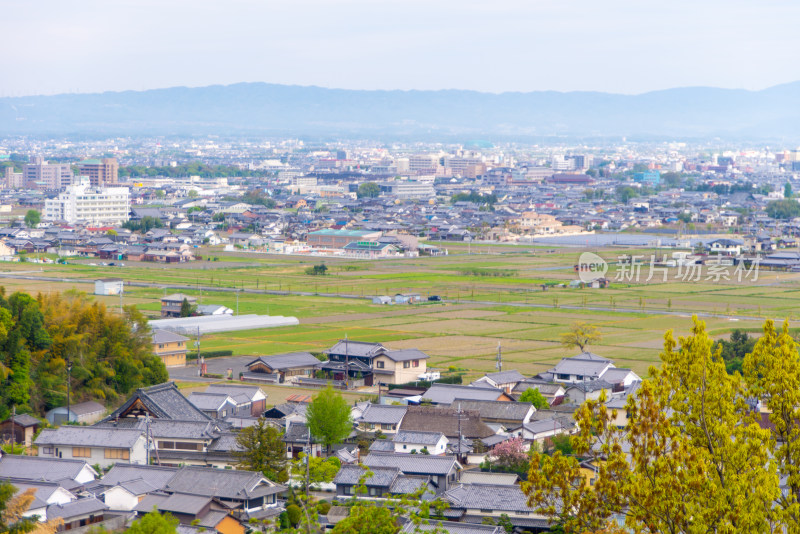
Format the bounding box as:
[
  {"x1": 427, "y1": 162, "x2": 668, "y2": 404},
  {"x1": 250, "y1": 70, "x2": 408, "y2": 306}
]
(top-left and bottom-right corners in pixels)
[{"x1": 44, "y1": 181, "x2": 130, "y2": 224}]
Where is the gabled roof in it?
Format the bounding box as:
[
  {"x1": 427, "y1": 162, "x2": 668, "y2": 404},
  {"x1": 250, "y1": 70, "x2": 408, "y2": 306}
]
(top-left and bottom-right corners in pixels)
[
  {"x1": 152, "y1": 329, "x2": 190, "y2": 344},
  {"x1": 362, "y1": 453, "x2": 460, "y2": 476},
  {"x1": 400, "y1": 406, "x2": 495, "y2": 439},
  {"x1": 246, "y1": 352, "x2": 321, "y2": 371},
  {"x1": 99, "y1": 463, "x2": 178, "y2": 491},
  {"x1": 443, "y1": 400, "x2": 534, "y2": 422},
  {"x1": 35, "y1": 427, "x2": 144, "y2": 448},
  {"x1": 325, "y1": 340, "x2": 385, "y2": 357},
  {"x1": 358, "y1": 404, "x2": 407, "y2": 425},
  {"x1": 392, "y1": 430, "x2": 446, "y2": 446},
  {"x1": 104, "y1": 382, "x2": 212, "y2": 422},
  {"x1": 204, "y1": 384, "x2": 265, "y2": 403},
  {"x1": 444, "y1": 483, "x2": 533, "y2": 512},
  {"x1": 0, "y1": 455, "x2": 98, "y2": 484},
  {"x1": 187, "y1": 393, "x2": 236, "y2": 412},
  {"x1": 164, "y1": 466, "x2": 285, "y2": 500},
  {"x1": 47, "y1": 497, "x2": 108, "y2": 520},
  {"x1": 334, "y1": 464, "x2": 399, "y2": 487},
  {"x1": 478, "y1": 370, "x2": 526, "y2": 385},
  {"x1": 422, "y1": 384, "x2": 509, "y2": 404},
  {"x1": 548, "y1": 352, "x2": 613, "y2": 378}
]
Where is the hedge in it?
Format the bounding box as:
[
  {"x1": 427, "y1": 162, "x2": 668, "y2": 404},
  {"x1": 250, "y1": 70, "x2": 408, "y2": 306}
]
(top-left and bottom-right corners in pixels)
[{"x1": 187, "y1": 350, "x2": 234, "y2": 361}]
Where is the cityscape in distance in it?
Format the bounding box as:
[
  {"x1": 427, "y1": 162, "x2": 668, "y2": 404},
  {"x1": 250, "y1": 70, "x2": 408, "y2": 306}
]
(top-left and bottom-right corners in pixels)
[{"x1": 2, "y1": 1, "x2": 800, "y2": 533}]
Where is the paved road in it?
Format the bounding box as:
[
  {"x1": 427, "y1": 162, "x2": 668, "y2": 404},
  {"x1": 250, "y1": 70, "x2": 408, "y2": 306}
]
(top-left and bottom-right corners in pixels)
[{"x1": 168, "y1": 355, "x2": 255, "y2": 382}]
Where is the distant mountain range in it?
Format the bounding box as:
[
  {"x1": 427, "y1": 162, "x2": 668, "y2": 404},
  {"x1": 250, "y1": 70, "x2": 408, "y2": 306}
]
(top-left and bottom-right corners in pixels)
[{"x1": 2, "y1": 82, "x2": 800, "y2": 141}]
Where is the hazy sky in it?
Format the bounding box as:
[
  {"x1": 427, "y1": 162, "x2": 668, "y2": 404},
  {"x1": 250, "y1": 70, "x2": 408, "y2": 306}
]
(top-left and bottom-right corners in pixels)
[{"x1": 3, "y1": 0, "x2": 799, "y2": 96}]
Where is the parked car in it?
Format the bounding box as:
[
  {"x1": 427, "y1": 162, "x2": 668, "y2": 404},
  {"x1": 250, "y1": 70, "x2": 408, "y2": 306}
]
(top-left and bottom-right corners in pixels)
[{"x1": 428, "y1": 295, "x2": 441, "y2": 301}]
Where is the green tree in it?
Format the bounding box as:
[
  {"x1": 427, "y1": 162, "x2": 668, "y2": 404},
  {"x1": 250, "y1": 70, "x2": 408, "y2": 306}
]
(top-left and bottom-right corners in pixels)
[
  {"x1": 786, "y1": 181, "x2": 794, "y2": 199},
  {"x1": 292, "y1": 453, "x2": 341, "y2": 488},
  {"x1": 357, "y1": 182, "x2": 381, "y2": 199},
  {"x1": 518, "y1": 387, "x2": 549, "y2": 409},
  {"x1": 234, "y1": 418, "x2": 288, "y2": 483},
  {"x1": 305, "y1": 263, "x2": 328, "y2": 276},
  {"x1": 766, "y1": 198, "x2": 800, "y2": 220},
  {"x1": 179, "y1": 298, "x2": 196, "y2": 317},
  {"x1": 306, "y1": 385, "x2": 353, "y2": 454},
  {"x1": 712, "y1": 328, "x2": 756, "y2": 374},
  {"x1": 187, "y1": 189, "x2": 198, "y2": 198},
  {"x1": 615, "y1": 186, "x2": 638, "y2": 203},
  {"x1": 744, "y1": 320, "x2": 800, "y2": 529},
  {"x1": 23, "y1": 210, "x2": 40, "y2": 229},
  {"x1": 559, "y1": 322, "x2": 602, "y2": 352},
  {"x1": 127, "y1": 509, "x2": 179, "y2": 534},
  {"x1": 285, "y1": 504, "x2": 302, "y2": 527},
  {"x1": 524, "y1": 317, "x2": 778, "y2": 533}
]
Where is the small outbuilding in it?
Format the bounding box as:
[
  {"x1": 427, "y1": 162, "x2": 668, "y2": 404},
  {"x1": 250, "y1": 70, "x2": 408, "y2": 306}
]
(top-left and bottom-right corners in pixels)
[
  {"x1": 46, "y1": 400, "x2": 106, "y2": 425},
  {"x1": 94, "y1": 278, "x2": 123, "y2": 296}
]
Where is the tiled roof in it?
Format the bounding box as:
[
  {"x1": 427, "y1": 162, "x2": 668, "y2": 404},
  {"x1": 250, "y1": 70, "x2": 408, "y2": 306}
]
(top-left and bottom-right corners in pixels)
[
  {"x1": 47, "y1": 497, "x2": 108, "y2": 519},
  {"x1": 444, "y1": 400, "x2": 533, "y2": 422},
  {"x1": 105, "y1": 382, "x2": 212, "y2": 422},
  {"x1": 401, "y1": 521, "x2": 502, "y2": 534},
  {"x1": 187, "y1": 393, "x2": 234, "y2": 411},
  {"x1": 444, "y1": 483, "x2": 533, "y2": 512},
  {"x1": 358, "y1": 404, "x2": 407, "y2": 424},
  {"x1": 152, "y1": 329, "x2": 190, "y2": 344},
  {"x1": 99, "y1": 463, "x2": 178, "y2": 491},
  {"x1": 392, "y1": 430, "x2": 445, "y2": 446},
  {"x1": 458, "y1": 471, "x2": 519, "y2": 486},
  {"x1": 35, "y1": 427, "x2": 143, "y2": 448},
  {"x1": 422, "y1": 384, "x2": 507, "y2": 404},
  {"x1": 333, "y1": 464, "x2": 399, "y2": 486},
  {"x1": 0, "y1": 455, "x2": 96, "y2": 484},
  {"x1": 246, "y1": 352, "x2": 321, "y2": 371},
  {"x1": 362, "y1": 453, "x2": 459, "y2": 476},
  {"x1": 480, "y1": 370, "x2": 526, "y2": 385},
  {"x1": 399, "y1": 406, "x2": 495, "y2": 439},
  {"x1": 164, "y1": 466, "x2": 285, "y2": 500}
]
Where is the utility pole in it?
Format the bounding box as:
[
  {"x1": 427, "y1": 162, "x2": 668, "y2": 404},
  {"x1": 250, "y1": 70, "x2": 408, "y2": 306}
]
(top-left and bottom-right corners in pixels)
[
  {"x1": 456, "y1": 402, "x2": 465, "y2": 460},
  {"x1": 10, "y1": 406, "x2": 15, "y2": 448},
  {"x1": 496, "y1": 342, "x2": 502, "y2": 373},
  {"x1": 119, "y1": 282, "x2": 124, "y2": 313},
  {"x1": 66, "y1": 358, "x2": 72, "y2": 425},
  {"x1": 344, "y1": 334, "x2": 349, "y2": 390},
  {"x1": 145, "y1": 413, "x2": 151, "y2": 465},
  {"x1": 236, "y1": 290, "x2": 239, "y2": 316},
  {"x1": 196, "y1": 326, "x2": 201, "y2": 366}
]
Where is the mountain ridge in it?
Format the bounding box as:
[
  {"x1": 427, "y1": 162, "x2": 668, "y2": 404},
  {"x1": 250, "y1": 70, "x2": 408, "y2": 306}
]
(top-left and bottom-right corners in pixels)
[{"x1": 2, "y1": 81, "x2": 799, "y2": 141}]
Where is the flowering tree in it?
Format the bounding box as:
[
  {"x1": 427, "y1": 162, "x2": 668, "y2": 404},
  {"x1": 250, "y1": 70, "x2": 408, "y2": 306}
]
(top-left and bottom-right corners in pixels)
[{"x1": 491, "y1": 437, "x2": 529, "y2": 471}]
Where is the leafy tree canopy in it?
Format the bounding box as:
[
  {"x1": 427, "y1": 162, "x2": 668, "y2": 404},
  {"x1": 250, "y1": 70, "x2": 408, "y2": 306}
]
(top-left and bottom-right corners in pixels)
[
  {"x1": 519, "y1": 387, "x2": 549, "y2": 410},
  {"x1": 306, "y1": 385, "x2": 353, "y2": 454},
  {"x1": 0, "y1": 289, "x2": 167, "y2": 419},
  {"x1": 234, "y1": 418, "x2": 288, "y2": 483},
  {"x1": 525, "y1": 317, "x2": 784, "y2": 533}
]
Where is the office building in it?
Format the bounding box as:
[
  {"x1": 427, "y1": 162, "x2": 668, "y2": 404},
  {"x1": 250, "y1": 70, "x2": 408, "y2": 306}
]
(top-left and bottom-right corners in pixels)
[
  {"x1": 43, "y1": 181, "x2": 130, "y2": 224},
  {"x1": 22, "y1": 156, "x2": 73, "y2": 190},
  {"x1": 77, "y1": 158, "x2": 119, "y2": 187}
]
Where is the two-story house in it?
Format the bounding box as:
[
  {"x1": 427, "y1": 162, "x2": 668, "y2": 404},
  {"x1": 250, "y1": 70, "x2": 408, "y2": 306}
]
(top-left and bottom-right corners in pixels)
[
  {"x1": 35, "y1": 427, "x2": 148, "y2": 468},
  {"x1": 152, "y1": 329, "x2": 190, "y2": 368},
  {"x1": 321, "y1": 340, "x2": 430, "y2": 386}
]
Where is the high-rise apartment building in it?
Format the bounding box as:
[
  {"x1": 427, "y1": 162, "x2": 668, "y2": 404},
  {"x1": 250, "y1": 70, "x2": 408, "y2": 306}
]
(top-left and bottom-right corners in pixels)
[
  {"x1": 77, "y1": 158, "x2": 119, "y2": 187},
  {"x1": 44, "y1": 180, "x2": 130, "y2": 224},
  {"x1": 22, "y1": 156, "x2": 73, "y2": 190}
]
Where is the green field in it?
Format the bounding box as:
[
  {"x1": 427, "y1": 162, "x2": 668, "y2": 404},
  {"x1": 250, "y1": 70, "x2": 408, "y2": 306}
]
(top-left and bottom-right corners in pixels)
[{"x1": 1, "y1": 244, "x2": 797, "y2": 382}]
